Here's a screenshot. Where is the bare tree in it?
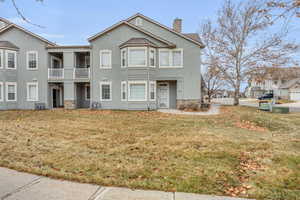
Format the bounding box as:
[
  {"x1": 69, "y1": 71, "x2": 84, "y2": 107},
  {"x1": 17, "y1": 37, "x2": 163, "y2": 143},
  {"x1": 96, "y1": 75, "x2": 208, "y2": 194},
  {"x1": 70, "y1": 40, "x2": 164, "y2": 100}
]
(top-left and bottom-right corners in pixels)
[
  {"x1": 200, "y1": 21, "x2": 226, "y2": 102},
  {"x1": 211, "y1": 0, "x2": 298, "y2": 105},
  {"x1": 0, "y1": 0, "x2": 44, "y2": 27},
  {"x1": 267, "y1": 0, "x2": 300, "y2": 18}
]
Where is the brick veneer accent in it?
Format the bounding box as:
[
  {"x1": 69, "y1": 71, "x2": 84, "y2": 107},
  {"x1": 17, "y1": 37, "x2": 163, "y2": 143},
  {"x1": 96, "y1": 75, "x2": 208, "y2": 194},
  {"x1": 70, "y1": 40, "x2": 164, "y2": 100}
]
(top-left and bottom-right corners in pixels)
[
  {"x1": 176, "y1": 99, "x2": 201, "y2": 109},
  {"x1": 64, "y1": 100, "x2": 76, "y2": 109}
]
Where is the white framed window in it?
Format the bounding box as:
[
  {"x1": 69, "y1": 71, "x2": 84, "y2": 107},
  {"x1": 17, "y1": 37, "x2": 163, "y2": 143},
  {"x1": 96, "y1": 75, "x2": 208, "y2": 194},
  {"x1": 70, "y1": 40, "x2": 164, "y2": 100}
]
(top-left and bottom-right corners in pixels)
[
  {"x1": 121, "y1": 48, "x2": 127, "y2": 68},
  {"x1": 159, "y1": 49, "x2": 183, "y2": 68},
  {"x1": 135, "y1": 17, "x2": 143, "y2": 26},
  {"x1": 100, "y1": 81, "x2": 112, "y2": 101},
  {"x1": 149, "y1": 48, "x2": 156, "y2": 67},
  {"x1": 27, "y1": 82, "x2": 38, "y2": 101},
  {"x1": 121, "y1": 81, "x2": 127, "y2": 101},
  {"x1": 0, "y1": 82, "x2": 3, "y2": 102},
  {"x1": 85, "y1": 84, "x2": 90, "y2": 100},
  {"x1": 128, "y1": 81, "x2": 147, "y2": 101},
  {"x1": 100, "y1": 50, "x2": 112, "y2": 69},
  {"x1": 6, "y1": 82, "x2": 17, "y2": 102},
  {"x1": 128, "y1": 47, "x2": 147, "y2": 67},
  {"x1": 149, "y1": 81, "x2": 156, "y2": 101},
  {"x1": 27, "y1": 51, "x2": 38, "y2": 70},
  {"x1": 0, "y1": 50, "x2": 3, "y2": 69},
  {"x1": 6, "y1": 50, "x2": 17, "y2": 69}
]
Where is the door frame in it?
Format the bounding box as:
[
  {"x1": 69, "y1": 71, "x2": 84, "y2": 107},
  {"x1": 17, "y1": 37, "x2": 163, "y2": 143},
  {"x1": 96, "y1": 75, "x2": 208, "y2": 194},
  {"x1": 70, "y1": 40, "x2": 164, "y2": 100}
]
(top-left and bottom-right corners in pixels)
[
  {"x1": 157, "y1": 82, "x2": 170, "y2": 109},
  {"x1": 51, "y1": 86, "x2": 63, "y2": 108}
]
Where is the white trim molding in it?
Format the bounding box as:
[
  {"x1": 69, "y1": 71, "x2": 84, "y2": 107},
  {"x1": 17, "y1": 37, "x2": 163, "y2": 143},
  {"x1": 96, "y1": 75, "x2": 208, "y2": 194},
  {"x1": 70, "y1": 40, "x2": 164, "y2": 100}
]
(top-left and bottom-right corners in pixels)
[
  {"x1": 159, "y1": 48, "x2": 183, "y2": 68},
  {"x1": 99, "y1": 81, "x2": 112, "y2": 101},
  {"x1": 26, "y1": 51, "x2": 38, "y2": 70},
  {"x1": 99, "y1": 50, "x2": 112, "y2": 69},
  {"x1": 128, "y1": 47, "x2": 147, "y2": 67},
  {"x1": 121, "y1": 81, "x2": 127, "y2": 101},
  {"x1": 5, "y1": 50, "x2": 17, "y2": 69},
  {"x1": 26, "y1": 82, "x2": 39, "y2": 101},
  {"x1": 0, "y1": 82, "x2": 3, "y2": 102},
  {"x1": 6, "y1": 82, "x2": 17, "y2": 102},
  {"x1": 0, "y1": 50, "x2": 3, "y2": 69},
  {"x1": 128, "y1": 80, "x2": 148, "y2": 101}
]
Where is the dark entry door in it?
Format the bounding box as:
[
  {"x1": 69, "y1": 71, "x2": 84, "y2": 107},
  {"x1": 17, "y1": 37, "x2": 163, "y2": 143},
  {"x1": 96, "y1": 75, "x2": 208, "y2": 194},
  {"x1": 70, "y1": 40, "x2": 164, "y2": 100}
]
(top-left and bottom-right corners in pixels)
[{"x1": 53, "y1": 89, "x2": 57, "y2": 108}]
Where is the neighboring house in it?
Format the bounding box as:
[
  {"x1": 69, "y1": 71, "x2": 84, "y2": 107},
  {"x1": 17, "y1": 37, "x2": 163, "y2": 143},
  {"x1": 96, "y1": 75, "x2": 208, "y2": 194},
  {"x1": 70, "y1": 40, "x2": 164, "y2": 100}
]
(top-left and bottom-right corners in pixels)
[
  {"x1": 245, "y1": 67, "x2": 300, "y2": 99},
  {"x1": 278, "y1": 78, "x2": 300, "y2": 101},
  {"x1": 0, "y1": 13, "x2": 204, "y2": 110}
]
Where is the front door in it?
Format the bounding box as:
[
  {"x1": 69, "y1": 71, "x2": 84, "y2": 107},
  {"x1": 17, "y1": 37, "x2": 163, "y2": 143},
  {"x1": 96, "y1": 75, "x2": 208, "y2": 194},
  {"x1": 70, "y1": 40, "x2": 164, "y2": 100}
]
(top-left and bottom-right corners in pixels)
[
  {"x1": 52, "y1": 88, "x2": 61, "y2": 108},
  {"x1": 158, "y1": 82, "x2": 169, "y2": 109}
]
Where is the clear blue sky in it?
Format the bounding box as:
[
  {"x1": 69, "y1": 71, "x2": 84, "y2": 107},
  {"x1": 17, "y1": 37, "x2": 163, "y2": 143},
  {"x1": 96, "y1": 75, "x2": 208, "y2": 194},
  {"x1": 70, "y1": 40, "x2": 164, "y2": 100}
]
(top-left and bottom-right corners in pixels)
[{"x1": 1, "y1": 0, "x2": 299, "y2": 53}]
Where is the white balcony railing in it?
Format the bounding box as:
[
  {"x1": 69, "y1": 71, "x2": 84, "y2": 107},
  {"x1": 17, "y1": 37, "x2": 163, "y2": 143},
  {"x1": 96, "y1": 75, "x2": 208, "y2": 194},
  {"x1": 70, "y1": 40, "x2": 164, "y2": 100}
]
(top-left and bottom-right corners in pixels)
[
  {"x1": 73, "y1": 68, "x2": 90, "y2": 79},
  {"x1": 48, "y1": 68, "x2": 64, "y2": 79}
]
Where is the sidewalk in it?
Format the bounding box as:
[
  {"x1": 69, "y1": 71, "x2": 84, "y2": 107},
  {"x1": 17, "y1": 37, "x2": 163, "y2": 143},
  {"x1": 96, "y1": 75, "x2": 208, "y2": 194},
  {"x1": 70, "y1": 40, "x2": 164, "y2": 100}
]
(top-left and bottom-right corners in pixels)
[{"x1": 0, "y1": 167, "x2": 253, "y2": 200}]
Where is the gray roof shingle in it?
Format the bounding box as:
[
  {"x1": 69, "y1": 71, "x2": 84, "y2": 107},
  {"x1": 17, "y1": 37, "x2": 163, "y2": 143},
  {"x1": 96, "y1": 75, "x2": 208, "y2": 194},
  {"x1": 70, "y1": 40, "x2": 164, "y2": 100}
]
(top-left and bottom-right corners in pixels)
[{"x1": 119, "y1": 38, "x2": 158, "y2": 48}]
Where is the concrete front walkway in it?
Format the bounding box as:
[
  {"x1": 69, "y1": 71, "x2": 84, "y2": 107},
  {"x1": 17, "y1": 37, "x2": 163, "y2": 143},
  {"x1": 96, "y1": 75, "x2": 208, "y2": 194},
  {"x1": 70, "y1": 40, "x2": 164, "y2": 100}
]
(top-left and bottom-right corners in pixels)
[
  {"x1": 158, "y1": 104, "x2": 220, "y2": 116},
  {"x1": 0, "y1": 167, "x2": 253, "y2": 200}
]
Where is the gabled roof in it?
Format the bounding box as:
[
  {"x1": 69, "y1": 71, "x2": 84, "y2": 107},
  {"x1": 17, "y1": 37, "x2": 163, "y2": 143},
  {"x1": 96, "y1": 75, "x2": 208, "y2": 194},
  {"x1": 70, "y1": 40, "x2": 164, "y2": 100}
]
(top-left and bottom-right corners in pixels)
[
  {"x1": 279, "y1": 78, "x2": 300, "y2": 89},
  {"x1": 88, "y1": 20, "x2": 176, "y2": 48},
  {"x1": 0, "y1": 41, "x2": 19, "y2": 50},
  {"x1": 183, "y1": 33, "x2": 201, "y2": 43},
  {"x1": 125, "y1": 13, "x2": 205, "y2": 48},
  {"x1": 119, "y1": 38, "x2": 158, "y2": 48},
  {"x1": 0, "y1": 17, "x2": 56, "y2": 46}
]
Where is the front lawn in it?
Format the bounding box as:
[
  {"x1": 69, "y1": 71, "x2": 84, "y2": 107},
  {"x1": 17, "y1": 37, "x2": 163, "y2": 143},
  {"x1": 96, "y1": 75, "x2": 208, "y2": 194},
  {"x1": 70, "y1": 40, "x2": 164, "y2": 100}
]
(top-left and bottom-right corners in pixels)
[{"x1": 0, "y1": 107, "x2": 299, "y2": 199}]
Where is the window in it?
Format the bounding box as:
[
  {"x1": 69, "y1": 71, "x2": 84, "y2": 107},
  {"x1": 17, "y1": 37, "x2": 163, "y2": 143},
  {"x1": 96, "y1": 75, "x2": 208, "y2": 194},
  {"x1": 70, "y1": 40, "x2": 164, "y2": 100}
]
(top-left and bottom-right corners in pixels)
[
  {"x1": 159, "y1": 50, "x2": 170, "y2": 67},
  {"x1": 6, "y1": 50, "x2": 17, "y2": 69},
  {"x1": 0, "y1": 82, "x2": 3, "y2": 101},
  {"x1": 27, "y1": 51, "x2": 38, "y2": 70},
  {"x1": 100, "y1": 81, "x2": 112, "y2": 101},
  {"x1": 149, "y1": 81, "x2": 156, "y2": 101},
  {"x1": 6, "y1": 82, "x2": 17, "y2": 101},
  {"x1": 0, "y1": 50, "x2": 3, "y2": 69},
  {"x1": 149, "y1": 48, "x2": 156, "y2": 67},
  {"x1": 135, "y1": 17, "x2": 143, "y2": 26},
  {"x1": 121, "y1": 49, "x2": 127, "y2": 68},
  {"x1": 128, "y1": 81, "x2": 147, "y2": 101},
  {"x1": 85, "y1": 85, "x2": 90, "y2": 100},
  {"x1": 27, "y1": 82, "x2": 38, "y2": 101},
  {"x1": 121, "y1": 81, "x2": 127, "y2": 101},
  {"x1": 100, "y1": 50, "x2": 112, "y2": 69},
  {"x1": 159, "y1": 49, "x2": 183, "y2": 68},
  {"x1": 128, "y1": 47, "x2": 147, "y2": 67}
]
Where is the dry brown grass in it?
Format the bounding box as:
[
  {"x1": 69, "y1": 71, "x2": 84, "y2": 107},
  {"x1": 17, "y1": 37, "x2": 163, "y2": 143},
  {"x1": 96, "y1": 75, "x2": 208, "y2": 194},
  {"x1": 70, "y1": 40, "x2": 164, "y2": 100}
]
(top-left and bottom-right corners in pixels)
[{"x1": 0, "y1": 107, "x2": 299, "y2": 200}]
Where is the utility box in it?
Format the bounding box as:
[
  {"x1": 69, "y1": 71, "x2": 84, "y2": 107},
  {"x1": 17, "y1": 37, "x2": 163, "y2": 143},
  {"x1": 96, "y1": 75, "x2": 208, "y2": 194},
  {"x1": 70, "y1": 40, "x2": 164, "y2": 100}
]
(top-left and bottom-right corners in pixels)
[
  {"x1": 272, "y1": 107, "x2": 289, "y2": 114},
  {"x1": 259, "y1": 103, "x2": 271, "y2": 111}
]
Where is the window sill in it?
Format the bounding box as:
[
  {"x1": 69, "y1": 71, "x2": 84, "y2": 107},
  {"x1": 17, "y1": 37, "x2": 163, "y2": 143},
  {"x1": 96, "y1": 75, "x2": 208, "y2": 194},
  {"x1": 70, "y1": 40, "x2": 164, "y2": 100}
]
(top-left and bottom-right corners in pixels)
[
  {"x1": 100, "y1": 99, "x2": 112, "y2": 102},
  {"x1": 27, "y1": 68, "x2": 38, "y2": 71},
  {"x1": 99, "y1": 66, "x2": 112, "y2": 69},
  {"x1": 159, "y1": 66, "x2": 183, "y2": 69}
]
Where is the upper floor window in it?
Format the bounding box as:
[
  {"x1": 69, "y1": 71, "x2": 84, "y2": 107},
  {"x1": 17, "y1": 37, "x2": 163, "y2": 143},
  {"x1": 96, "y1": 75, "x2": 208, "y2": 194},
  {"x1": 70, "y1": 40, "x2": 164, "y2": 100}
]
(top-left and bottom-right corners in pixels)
[
  {"x1": 6, "y1": 82, "x2": 17, "y2": 101},
  {"x1": 6, "y1": 50, "x2": 17, "y2": 69},
  {"x1": 135, "y1": 17, "x2": 143, "y2": 26},
  {"x1": 27, "y1": 82, "x2": 38, "y2": 101},
  {"x1": 100, "y1": 50, "x2": 112, "y2": 69},
  {"x1": 0, "y1": 50, "x2": 3, "y2": 69},
  {"x1": 159, "y1": 49, "x2": 183, "y2": 68},
  {"x1": 121, "y1": 49, "x2": 127, "y2": 68},
  {"x1": 27, "y1": 51, "x2": 38, "y2": 70},
  {"x1": 128, "y1": 47, "x2": 147, "y2": 67},
  {"x1": 149, "y1": 48, "x2": 156, "y2": 67},
  {"x1": 100, "y1": 81, "x2": 112, "y2": 101}
]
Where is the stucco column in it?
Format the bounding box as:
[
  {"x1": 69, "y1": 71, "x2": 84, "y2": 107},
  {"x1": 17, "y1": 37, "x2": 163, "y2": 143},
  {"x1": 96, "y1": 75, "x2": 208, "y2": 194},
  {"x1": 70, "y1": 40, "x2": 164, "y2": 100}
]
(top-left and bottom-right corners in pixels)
[{"x1": 64, "y1": 82, "x2": 76, "y2": 109}]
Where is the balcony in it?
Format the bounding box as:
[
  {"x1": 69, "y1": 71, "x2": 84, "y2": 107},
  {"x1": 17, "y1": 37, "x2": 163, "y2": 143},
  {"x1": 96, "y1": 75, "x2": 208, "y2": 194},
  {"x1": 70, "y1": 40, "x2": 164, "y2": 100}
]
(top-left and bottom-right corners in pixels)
[
  {"x1": 74, "y1": 68, "x2": 90, "y2": 79},
  {"x1": 48, "y1": 68, "x2": 64, "y2": 80}
]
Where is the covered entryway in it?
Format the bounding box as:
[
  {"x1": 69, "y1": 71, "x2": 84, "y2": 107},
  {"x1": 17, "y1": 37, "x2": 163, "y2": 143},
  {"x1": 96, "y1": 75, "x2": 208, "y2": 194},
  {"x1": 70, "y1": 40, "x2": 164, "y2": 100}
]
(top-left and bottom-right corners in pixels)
[
  {"x1": 49, "y1": 83, "x2": 64, "y2": 108},
  {"x1": 158, "y1": 82, "x2": 169, "y2": 108},
  {"x1": 157, "y1": 81, "x2": 177, "y2": 109}
]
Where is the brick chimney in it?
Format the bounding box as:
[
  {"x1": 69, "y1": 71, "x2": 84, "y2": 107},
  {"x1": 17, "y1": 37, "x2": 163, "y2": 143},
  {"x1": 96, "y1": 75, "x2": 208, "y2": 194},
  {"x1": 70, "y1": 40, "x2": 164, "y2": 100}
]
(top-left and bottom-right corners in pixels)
[{"x1": 173, "y1": 18, "x2": 182, "y2": 33}]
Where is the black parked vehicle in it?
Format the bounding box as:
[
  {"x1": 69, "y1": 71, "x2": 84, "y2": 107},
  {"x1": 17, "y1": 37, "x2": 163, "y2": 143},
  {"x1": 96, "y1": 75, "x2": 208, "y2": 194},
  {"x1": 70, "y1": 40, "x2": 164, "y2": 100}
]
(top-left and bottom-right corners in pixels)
[{"x1": 258, "y1": 93, "x2": 274, "y2": 100}]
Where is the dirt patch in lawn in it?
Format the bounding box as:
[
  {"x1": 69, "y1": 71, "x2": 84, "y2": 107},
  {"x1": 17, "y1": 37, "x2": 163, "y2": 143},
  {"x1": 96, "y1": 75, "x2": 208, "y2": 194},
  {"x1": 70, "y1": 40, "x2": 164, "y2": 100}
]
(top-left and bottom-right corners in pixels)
[{"x1": 0, "y1": 107, "x2": 299, "y2": 200}]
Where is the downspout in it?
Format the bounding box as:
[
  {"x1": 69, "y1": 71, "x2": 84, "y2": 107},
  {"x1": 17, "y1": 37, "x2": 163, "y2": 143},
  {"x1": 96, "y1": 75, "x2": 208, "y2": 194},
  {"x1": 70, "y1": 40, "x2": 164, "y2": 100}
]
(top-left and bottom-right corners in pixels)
[
  {"x1": 89, "y1": 46, "x2": 93, "y2": 109},
  {"x1": 147, "y1": 47, "x2": 150, "y2": 111}
]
